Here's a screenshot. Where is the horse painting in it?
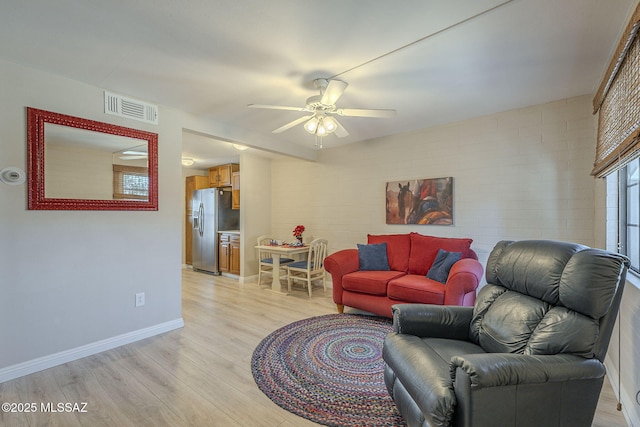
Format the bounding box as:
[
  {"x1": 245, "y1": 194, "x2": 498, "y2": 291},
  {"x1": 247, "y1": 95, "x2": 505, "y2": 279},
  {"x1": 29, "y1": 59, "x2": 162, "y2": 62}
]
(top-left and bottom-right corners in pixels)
[
  {"x1": 397, "y1": 182, "x2": 414, "y2": 224},
  {"x1": 386, "y1": 177, "x2": 453, "y2": 225}
]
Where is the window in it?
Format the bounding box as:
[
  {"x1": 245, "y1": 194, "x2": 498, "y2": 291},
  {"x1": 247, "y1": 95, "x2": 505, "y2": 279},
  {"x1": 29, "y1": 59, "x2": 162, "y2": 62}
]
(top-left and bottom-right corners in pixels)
[
  {"x1": 596, "y1": 4, "x2": 640, "y2": 279},
  {"x1": 615, "y1": 159, "x2": 640, "y2": 273},
  {"x1": 113, "y1": 165, "x2": 149, "y2": 200}
]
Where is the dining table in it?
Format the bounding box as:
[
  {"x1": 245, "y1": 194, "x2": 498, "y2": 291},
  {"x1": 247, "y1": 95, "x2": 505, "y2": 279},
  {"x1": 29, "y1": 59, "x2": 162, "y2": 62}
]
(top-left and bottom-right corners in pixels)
[{"x1": 255, "y1": 243, "x2": 310, "y2": 293}]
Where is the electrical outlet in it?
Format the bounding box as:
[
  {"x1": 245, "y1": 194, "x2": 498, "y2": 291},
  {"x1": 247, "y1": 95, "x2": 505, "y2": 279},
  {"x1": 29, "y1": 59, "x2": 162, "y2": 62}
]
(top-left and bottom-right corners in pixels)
[{"x1": 135, "y1": 292, "x2": 145, "y2": 307}]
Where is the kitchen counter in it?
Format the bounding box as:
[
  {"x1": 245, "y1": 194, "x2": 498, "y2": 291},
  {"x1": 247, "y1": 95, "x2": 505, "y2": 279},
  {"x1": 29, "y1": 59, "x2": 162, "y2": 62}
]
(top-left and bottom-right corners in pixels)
[{"x1": 218, "y1": 230, "x2": 240, "y2": 234}]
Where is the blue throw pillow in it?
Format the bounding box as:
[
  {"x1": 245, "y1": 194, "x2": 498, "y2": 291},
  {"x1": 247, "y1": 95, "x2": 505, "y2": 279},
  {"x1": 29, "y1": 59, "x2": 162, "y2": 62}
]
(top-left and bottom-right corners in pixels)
[
  {"x1": 426, "y1": 249, "x2": 462, "y2": 283},
  {"x1": 357, "y1": 243, "x2": 390, "y2": 271}
]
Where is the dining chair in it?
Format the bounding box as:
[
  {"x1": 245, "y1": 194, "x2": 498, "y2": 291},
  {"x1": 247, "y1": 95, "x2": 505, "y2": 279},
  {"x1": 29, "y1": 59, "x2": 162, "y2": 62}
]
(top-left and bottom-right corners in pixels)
[
  {"x1": 257, "y1": 235, "x2": 294, "y2": 286},
  {"x1": 287, "y1": 238, "x2": 328, "y2": 297}
]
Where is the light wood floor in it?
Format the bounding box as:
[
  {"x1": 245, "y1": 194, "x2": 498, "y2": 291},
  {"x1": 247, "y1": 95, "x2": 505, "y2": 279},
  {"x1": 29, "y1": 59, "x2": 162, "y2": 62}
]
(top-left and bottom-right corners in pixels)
[{"x1": 0, "y1": 269, "x2": 628, "y2": 426}]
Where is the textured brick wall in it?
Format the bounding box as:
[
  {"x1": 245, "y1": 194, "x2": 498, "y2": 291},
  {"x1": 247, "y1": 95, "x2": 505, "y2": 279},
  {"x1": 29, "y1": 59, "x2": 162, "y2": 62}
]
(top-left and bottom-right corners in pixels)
[{"x1": 270, "y1": 94, "x2": 597, "y2": 268}]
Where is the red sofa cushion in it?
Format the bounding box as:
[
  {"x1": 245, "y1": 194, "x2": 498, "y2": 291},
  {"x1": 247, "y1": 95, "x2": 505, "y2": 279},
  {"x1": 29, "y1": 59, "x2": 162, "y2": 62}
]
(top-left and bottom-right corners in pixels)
[
  {"x1": 368, "y1": 233, "x2": 411, "y2": 272},
  {"x1": 408, "y1": 233, "x2": 473, "y2": 276},
  {"x1": 342, "y1": 270, "x2": 406, "y2": 296},
  {"x1": 388, "y1": 275, "x2": 446, "y2": 305}
]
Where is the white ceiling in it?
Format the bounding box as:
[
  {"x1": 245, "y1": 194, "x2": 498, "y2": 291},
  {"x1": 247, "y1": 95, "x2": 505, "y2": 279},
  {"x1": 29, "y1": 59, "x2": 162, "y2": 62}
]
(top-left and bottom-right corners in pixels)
[{"x1": 0, "y1": 0, "x2": 635, "y2": 166}]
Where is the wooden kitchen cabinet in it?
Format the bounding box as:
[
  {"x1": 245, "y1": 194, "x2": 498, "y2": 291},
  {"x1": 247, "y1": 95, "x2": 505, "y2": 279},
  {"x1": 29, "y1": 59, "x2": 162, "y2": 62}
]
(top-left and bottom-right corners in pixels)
[
  {"x1": 231, "y1": 171, "x2": 240, "y2": 210},
  {"x1": 218, "y1": 237, "x2": 229, "y2": 272},
  {"x1": 230, "y1": 239, "x2": 240, "y2": 273},
  {"x1": 209, "y1": 163, "x2": 239, "y2": 187},
  {"x1": 185, "y1": 175, "x2": 210, "y2": 265},
  {"x1": 218, "y1": 232, "x2": 240, "y2": 275}
]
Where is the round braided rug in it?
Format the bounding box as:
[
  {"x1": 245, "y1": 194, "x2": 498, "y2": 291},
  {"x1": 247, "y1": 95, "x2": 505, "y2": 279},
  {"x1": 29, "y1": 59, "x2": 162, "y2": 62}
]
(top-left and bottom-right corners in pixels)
[{"x1": 251, "y1": 314, "x2": 406, "y2": 427}]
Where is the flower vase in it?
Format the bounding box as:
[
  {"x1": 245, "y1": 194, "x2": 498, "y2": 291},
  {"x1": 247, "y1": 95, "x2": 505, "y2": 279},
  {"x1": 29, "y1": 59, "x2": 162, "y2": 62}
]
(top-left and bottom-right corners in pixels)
[{"x1": 296, "y1": 236, "x2": 303, "y2": 244}]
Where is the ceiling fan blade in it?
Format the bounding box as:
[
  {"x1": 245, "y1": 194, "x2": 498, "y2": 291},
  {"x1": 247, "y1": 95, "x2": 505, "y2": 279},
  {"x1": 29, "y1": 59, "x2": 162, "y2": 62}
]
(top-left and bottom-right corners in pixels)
[
  {"x1": 334, "y1": 119, "x2": 349, "y2": 138},
  {"x1": 248, "y1": 104, "x2": 307, "y2": 112},
  {"x1": 321, "y1": 80, "x2": 348, "y2": 105},
  {"x1": 335, "y1": 108, "x2": 397, "y2": 118},
  {"x1": 272, "y1": 115, "x2": 315, "y2": 133}
]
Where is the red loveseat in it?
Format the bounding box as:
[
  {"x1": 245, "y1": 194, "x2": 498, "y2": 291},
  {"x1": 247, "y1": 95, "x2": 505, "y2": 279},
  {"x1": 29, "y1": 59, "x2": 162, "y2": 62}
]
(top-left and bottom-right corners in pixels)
[{"x1": 324, "y1": 233, "x2": 484, "y2": 317}]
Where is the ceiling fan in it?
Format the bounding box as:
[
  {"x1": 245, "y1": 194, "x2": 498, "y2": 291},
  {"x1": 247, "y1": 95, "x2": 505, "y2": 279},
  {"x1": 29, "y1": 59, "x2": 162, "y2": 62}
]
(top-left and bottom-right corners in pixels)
[{"x1": 248, "y1": 79, "x2": 396, "y2": 141}]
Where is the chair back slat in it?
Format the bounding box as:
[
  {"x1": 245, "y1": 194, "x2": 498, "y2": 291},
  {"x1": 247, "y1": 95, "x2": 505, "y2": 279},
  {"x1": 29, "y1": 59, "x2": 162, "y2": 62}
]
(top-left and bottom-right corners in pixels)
[
  {"x1": 287, "y1": 238, "x2": 328, "y2": 296},
  {"x1": 257, "y1": 235, "x2": 273, "y2": 261},
  {"x1": 308, "y1": 238, "x2": 328, "y2": 271}
]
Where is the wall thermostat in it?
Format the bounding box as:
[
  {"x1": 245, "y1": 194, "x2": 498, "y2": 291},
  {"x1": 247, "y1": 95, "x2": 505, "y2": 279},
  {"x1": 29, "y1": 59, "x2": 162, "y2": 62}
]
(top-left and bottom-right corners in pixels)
[{"x1": 0, "y1": 167, "x2": 26, "y2": 185}]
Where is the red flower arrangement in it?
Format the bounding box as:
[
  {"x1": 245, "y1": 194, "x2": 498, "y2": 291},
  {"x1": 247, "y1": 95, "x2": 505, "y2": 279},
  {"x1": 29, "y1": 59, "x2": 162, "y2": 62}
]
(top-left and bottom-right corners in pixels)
[{"x1": 292, "y1": 225, "x2": 305, "y2": 238}]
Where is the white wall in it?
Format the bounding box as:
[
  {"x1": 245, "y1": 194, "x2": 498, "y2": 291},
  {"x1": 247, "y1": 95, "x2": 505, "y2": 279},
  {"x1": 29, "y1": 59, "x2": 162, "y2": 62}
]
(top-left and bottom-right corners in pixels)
[
  {"x1": 271, "y1": 95, "x2": 597, "y2": 267},
  {"x1": 238, "y1": 153, "x2": 272, "y2": 279},
  {"x1": 0, "y1": 60, "x2": 183, "y2": 379}
]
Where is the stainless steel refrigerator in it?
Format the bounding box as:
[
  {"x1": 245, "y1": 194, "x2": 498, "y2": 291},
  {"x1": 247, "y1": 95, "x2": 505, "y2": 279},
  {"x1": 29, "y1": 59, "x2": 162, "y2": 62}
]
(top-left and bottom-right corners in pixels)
[{"x1": 192, "y1": 188, "x2": 239, "y2": 274}]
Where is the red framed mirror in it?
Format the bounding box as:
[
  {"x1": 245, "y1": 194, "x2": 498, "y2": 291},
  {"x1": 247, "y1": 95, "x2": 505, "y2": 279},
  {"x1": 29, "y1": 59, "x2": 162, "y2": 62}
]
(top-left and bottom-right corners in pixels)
[{"x1": 27, "y1": 107, "x2": 158, "y2": 210}]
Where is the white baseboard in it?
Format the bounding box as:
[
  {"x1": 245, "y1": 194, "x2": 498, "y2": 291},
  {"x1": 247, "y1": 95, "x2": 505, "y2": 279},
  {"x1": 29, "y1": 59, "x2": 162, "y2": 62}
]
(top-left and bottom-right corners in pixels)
[
  {"x1": 241, "y1": 274, "x2": 333, "y2": 288},
  {"x1": 0, "y1": 318, "x2": 184, "y2": 383},
  {"x1": 240, "y1": 274, "x2": 258, "y2": 284}
]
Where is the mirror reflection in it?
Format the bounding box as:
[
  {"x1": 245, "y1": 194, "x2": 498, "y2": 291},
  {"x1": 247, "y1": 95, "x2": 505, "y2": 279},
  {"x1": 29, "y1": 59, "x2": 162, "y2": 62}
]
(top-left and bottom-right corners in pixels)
[
  {"x1": 44, "y1": 124, "x2": 150, "y2": 200},
  {"x1": 27, "y1": 107, "x2": 158, "y2": 211}
]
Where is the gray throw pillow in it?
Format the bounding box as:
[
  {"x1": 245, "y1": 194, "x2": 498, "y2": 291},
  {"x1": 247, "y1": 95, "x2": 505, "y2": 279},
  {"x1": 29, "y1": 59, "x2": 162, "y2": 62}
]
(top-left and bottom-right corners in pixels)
[
  {"x1": 357, "y1": 243, "x2": 391, "y2": 271},
  {"x1": 427, "y1": 249, "x2": 462, "y2": 283}
]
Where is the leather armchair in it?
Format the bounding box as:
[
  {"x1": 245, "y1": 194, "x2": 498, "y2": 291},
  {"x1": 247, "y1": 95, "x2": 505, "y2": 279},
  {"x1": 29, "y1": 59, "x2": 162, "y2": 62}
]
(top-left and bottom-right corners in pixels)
[{"x1": 383, "y1": 240, "x2": 629, "y2": 427}]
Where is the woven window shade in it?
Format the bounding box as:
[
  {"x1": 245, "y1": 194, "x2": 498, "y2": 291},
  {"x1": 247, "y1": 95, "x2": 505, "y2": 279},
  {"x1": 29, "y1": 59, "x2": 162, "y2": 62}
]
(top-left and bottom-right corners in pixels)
[
  {"x1": 113, "y1": 165, "x2": 149, "y2": 200},
  {"x1": 592, "y1": 3, "x2": 640, "y2": 178}
]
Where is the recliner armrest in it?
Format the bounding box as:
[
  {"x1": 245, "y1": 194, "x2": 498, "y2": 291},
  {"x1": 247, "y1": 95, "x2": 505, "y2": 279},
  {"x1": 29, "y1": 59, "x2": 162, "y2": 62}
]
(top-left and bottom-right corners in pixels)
[
  {"x1": 450, "y1": 353, "x2": 605, "y2": 388},
  {"x1": 391, "y1": 304, "x2": 473, "y2": 339}
]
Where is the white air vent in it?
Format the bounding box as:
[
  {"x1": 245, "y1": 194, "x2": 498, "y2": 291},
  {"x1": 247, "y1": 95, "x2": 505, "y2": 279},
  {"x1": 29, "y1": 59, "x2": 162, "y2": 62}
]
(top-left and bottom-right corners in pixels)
[{"x1": 104, "y1": 91, "x2": 158, "y2": 125}]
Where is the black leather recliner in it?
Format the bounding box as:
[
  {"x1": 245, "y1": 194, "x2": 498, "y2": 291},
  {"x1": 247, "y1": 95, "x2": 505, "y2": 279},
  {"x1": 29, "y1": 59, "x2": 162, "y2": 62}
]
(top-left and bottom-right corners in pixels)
[{"x1": 383, "y1": 240, "x2": 629, "y2": 427}]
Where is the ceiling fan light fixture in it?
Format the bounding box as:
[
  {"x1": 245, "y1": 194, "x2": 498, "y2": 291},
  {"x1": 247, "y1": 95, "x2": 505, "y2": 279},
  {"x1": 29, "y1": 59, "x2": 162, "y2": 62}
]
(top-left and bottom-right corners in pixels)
[
  {"x1": 316, "y1": 116, "x2": 337, "y2": 137},
  {"x1": 322, "y1": 116, "x2": 338, "y2": 133},
  {"x1": 304, "y1": 117, "x2": 319, "y2": 134}
]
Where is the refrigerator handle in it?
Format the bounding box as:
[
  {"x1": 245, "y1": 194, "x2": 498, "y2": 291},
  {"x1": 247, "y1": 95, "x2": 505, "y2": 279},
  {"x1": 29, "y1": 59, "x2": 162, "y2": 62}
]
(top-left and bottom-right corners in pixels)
[{"x1": 199, "y1": 203, "x2": 205, "y2": 236}]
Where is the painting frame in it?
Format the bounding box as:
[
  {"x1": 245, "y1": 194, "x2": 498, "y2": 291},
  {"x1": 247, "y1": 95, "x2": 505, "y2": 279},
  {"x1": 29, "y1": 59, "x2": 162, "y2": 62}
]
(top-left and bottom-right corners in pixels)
[{"x1": 386, "y1": 177, "x2": 453, "y2": 225}]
